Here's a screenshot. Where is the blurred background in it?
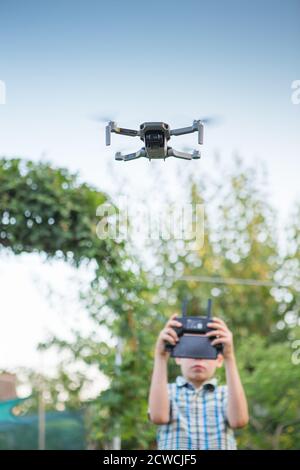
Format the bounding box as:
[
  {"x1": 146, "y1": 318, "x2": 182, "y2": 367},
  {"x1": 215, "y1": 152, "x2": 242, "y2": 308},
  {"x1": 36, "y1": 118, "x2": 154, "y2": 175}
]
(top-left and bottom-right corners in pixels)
[{"x1": 0, "y1": 0, "x2": 299, "y2": 449}]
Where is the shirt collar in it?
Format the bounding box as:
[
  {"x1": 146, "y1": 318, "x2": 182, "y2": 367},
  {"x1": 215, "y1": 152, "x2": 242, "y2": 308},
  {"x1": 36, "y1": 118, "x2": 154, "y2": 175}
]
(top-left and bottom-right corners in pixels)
[{"x1": 176, "y1": 375, "x2": 217, "y2": 391}]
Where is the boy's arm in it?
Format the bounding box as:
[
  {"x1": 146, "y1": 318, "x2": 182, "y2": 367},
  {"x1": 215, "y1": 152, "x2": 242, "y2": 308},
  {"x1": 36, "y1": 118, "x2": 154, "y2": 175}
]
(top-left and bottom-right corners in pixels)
[
  {"x1": 148, "y1": 353, "x2": 170, "y2": 424},
  {"x1": 224, "y1": 354, "x2": 249, "y2": 429},
  {"x1": 148, "y1": 313, "x2": 182, "y2": 424},
  {"x1": 207, "y1": 317, "x2": 249, "y2": 429}
]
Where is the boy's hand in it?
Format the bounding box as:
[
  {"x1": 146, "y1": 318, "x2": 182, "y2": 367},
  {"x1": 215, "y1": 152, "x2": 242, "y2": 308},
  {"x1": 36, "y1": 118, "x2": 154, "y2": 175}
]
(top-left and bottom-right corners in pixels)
[
  {"x1": 206, "y1": 317, "x2": 234, "y2": 360},
  {"x1": 155, "y1": 313, "x2": 182, "y2": 358}
]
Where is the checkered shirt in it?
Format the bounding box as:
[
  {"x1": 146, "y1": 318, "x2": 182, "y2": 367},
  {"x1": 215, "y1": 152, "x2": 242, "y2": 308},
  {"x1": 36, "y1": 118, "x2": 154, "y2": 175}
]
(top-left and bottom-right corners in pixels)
[{"x1": 152, "y1": 375, "x2": 237, "y2": 450}]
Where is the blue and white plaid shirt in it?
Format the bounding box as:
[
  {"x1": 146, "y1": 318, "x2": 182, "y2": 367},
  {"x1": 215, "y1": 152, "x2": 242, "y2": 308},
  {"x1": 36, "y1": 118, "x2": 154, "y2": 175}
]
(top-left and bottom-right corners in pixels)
[{"x1": 153, "y1": 375, "x2": 237, "y2": 450}]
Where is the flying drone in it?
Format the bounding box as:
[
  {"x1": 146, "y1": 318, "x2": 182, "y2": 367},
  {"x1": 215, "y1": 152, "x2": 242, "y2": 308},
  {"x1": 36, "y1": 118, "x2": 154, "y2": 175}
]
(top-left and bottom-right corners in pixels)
[{"x1": 105, "y1": 119, "x2": 208, "y2": 162}]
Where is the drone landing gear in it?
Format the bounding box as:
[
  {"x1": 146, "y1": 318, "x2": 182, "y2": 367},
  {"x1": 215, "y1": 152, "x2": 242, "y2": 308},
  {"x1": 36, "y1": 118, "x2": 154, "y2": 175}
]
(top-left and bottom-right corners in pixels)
[
  {"x1": 115, "y1": 148, "x2": 147, "y2": 161},
  {"x1": 115, "y1": 147, "x2": 200, "y2": 161},
  {"x1": 167, "y1": 147, "x2": 201, "y2": 160}
]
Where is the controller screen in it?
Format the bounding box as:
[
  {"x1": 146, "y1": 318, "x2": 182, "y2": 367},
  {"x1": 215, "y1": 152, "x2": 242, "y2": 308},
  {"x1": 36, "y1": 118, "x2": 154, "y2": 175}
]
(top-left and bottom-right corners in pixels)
[{"x1": 186, "y1": 319, "x2": 204, "y2": 330}]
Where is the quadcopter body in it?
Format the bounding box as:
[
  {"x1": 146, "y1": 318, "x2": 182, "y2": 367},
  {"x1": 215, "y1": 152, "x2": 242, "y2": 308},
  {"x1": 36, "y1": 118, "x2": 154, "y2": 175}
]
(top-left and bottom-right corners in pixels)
[{"x1": 105, "y1": 120, "x2": 204, "y2": 162}]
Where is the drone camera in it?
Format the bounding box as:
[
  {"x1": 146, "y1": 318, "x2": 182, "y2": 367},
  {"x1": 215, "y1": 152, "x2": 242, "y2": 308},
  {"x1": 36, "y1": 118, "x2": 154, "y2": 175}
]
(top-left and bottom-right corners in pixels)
[{"x1": 145, "y1": 130, "x2": 165, "y2": 149}]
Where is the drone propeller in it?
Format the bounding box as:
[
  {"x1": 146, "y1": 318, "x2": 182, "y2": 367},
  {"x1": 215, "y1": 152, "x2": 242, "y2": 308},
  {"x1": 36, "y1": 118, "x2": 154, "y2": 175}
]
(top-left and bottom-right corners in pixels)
[
  {"x1": 194, "y1": 116, "x2": 221, "y2": 126},
  {"x1": 89, "y1": 113, "x2": 143, "y2": 126},
  {"x1": 170, "y1": 113, "x2": 222, "y2": 128},
  {"x1": 90, "y1": 114, "x2": 117, "y2": 124}
]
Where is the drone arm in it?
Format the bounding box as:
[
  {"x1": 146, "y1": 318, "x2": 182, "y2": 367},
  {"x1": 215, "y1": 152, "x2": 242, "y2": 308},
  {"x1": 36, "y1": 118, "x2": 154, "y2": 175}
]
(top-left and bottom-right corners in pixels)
[
  {"x1": 170, "y1": 125, "x2": 195, "y2": 136},
  {"x1": 112, "y1": 126, "x2": 139, "y2": 137},
  {"x1": 106, "y1": 121, "x2": 139, "y2": 146},
  {"x1": 106, "y1": 125, "x2": 111, "y2": 146},
  {"x1": 170, "y1": 121, "x2": 204, "y2": 145}
]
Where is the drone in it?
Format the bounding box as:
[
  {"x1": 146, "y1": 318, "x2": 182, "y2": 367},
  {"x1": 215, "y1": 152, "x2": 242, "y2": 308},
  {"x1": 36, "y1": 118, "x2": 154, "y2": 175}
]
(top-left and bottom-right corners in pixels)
[{"x1": 105, "y1": 120, "x2": 205, "y2": 162}]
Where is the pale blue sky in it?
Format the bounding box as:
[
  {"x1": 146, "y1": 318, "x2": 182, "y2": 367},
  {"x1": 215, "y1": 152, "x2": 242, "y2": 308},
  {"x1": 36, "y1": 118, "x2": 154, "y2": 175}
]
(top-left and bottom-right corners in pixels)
[
  {"x1": 0, "y1": 0, "x2": 299, "y2": 373},
  {"x1": 0, "y1": 0, "x2": 299, "y2": 200}
]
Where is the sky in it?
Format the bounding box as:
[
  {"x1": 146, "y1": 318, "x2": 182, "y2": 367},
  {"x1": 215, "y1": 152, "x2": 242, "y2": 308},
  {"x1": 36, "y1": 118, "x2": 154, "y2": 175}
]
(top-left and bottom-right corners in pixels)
[{"x1": 0, "y1": 0, "x2": 299, "y2": 386}]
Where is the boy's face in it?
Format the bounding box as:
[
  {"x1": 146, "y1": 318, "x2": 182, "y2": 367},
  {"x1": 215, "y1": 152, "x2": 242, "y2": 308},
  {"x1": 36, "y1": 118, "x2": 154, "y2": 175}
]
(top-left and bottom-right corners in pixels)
[{"x1": 175, "y1": 355, "x2": 223, "y2": 385}]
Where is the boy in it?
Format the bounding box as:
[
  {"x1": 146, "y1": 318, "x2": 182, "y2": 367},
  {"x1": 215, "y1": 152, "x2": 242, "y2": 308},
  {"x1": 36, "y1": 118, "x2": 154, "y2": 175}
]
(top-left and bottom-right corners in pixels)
[{"x1": 148, "y1": 313, "x2": 249, "y2": 450}]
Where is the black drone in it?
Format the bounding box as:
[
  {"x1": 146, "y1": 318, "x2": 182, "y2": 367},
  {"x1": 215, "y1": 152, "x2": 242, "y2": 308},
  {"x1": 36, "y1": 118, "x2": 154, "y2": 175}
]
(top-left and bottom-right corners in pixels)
[{"x1": 105, "y1": 120, "x2": 206, "y2": 162}]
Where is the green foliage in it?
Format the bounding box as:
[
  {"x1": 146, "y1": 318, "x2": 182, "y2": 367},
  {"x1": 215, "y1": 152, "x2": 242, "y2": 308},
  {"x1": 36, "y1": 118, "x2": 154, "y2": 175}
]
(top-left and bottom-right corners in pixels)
[
  {"x1": 237, "y1": 335, "x2": 300, "y2": 449},
  {"x1": 149, "y1": 158, "x2": 283, "y2": 338},
  {"x1": 0, "y1": 157, "x2": 124, "y2": 271}
]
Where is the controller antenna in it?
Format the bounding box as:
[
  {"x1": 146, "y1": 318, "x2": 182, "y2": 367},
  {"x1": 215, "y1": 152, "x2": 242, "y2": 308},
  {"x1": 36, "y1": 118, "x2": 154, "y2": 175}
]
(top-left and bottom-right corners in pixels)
[
  {"x1": 206, "y1": 298, "x2": 212, "y2": 319},
  {"x1": 182, "y1": 297, "x2": 188, "y2": 317}
]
